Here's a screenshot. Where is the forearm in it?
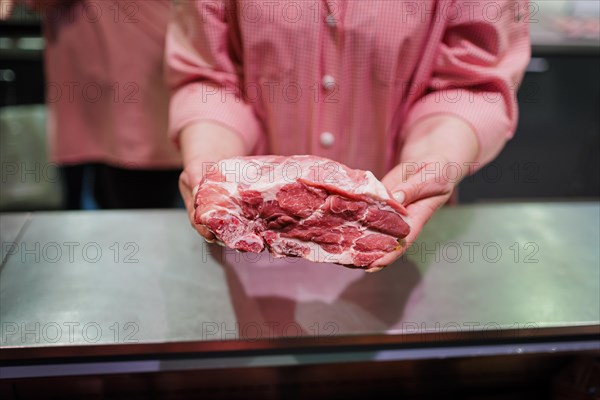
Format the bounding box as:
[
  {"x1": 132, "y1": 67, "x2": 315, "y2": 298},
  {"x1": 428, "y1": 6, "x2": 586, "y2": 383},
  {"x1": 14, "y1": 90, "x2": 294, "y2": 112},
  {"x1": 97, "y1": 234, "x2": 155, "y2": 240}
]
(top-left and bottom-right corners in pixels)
[
  {"x1": 399, "y1": 115, "x2": 480, "y2": 181},
  {"x1": 180, "y1": 121, "x2": 247, "y2": 166}
]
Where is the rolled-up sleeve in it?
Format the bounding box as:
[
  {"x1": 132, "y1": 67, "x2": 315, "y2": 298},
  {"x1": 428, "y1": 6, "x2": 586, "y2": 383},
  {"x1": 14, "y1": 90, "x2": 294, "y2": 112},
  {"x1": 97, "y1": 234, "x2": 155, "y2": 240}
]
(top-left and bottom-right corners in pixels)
[
  {"x1": 403, "y1": 0, "x2": 531, "y2": 165},
  {"x1": 165, "y1": 0, "x2": 262, "y2": 153}
]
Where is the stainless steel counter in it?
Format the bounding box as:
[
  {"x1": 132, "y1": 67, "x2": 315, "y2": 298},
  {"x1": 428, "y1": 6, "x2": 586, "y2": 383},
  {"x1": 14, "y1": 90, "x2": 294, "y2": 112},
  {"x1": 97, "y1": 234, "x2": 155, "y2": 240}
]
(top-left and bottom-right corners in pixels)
[{"x1": 1, "y1": 203, "x2": 599, "y2": 378}]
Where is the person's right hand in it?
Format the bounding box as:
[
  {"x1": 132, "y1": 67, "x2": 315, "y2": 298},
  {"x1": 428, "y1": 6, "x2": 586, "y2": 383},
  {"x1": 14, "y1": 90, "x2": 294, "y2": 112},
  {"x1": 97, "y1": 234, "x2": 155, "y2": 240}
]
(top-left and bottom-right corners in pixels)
[{"x1": 178, "y1": 121, "x2": 246, "y2": 240}]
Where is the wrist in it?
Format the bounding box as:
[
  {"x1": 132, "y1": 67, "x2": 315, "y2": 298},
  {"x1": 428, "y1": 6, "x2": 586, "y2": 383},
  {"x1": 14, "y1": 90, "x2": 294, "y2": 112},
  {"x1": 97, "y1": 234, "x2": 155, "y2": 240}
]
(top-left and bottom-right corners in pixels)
[
  {"x1": 180, "y1": 121, "x2": 247, "y2": 166},
  {"x1": 399, "y1": 115, "x2": 479, "y2": 181}
]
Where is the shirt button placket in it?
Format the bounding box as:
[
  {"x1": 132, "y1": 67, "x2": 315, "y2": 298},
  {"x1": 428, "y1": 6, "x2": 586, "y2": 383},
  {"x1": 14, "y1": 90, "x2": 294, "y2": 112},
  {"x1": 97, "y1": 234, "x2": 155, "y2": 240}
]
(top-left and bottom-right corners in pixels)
[
  {"x1": 319, "y1": 131, "x2": 335, "y2": 148},
  {"x1": 317, "y1": 0, "x2": 341, "y2": 156},
  {"x1": 326, "y1": 14, "x2": 336, "y2": 28},
  {"x1": 322, "y1": 74, "x2": 336, "y2": 91}
]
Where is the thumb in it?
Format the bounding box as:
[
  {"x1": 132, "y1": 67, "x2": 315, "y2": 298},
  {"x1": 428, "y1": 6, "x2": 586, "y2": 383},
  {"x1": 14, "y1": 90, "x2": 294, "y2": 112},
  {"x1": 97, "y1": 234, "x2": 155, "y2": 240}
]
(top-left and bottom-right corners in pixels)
[
  {"x1": 392, "y1": 176, "x2": 450, "y2": 206},
  {"x1": 381, "y1": 161, "x2": 422, "y2": 204},
  {"x1": 390, "y1": 165, "x2": 450, "y2": 206}
]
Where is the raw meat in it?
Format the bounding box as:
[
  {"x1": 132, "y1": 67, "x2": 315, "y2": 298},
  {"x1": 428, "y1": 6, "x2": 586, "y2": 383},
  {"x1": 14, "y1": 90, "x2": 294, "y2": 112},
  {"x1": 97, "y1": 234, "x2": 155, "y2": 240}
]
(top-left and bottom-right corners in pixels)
[{"x1": 194, "y1": 155, "x2": 410, "y2": 271}]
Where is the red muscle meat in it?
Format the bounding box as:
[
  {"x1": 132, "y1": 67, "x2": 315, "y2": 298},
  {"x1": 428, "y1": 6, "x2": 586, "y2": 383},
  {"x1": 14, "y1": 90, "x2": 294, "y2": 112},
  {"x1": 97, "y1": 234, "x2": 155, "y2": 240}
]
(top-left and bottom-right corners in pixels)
[{"x1": 194, "y1": 155, "x2": 410, "y2": 271}]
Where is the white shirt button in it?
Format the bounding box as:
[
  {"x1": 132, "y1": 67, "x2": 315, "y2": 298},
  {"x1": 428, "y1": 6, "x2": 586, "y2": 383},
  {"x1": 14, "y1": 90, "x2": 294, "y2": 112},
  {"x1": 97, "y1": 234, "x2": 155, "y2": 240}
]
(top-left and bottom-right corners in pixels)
[
  {"x1": 326, "y1": 14, "x2": 336, "y2": 27},
  {"x1": 322, "y1": 74, "x2": 336, "y2": 90},
  {"x1": 320, "y1": 131, "x2": 335, "y2": 148}
]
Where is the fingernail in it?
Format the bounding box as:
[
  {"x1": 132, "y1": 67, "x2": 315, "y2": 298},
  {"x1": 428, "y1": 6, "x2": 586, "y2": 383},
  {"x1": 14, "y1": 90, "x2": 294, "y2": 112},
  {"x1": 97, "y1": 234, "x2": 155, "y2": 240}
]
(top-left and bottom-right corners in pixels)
[{"x1": 393, "y1": 191, "x2": 405, "y2": 204}]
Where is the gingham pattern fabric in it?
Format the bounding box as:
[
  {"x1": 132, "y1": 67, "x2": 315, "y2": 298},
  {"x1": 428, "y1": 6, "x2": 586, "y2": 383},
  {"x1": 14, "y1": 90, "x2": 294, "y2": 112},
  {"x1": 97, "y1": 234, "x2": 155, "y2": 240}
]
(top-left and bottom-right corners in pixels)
[
  {"x1": 31, "y1": 0, "x2": 182, "y2": 168},
  {"x1": 167, "y1": 0, "x2": 530, "y2": 177}
]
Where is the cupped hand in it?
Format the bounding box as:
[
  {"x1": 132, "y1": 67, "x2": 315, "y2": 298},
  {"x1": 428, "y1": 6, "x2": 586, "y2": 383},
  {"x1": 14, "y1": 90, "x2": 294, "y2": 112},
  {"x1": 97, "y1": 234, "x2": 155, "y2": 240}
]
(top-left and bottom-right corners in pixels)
[
  {"x1": 366, "y1": 115, "x2": 479, "y2": 271},
  {"x1": 179, "y1": 156, "x2": 216, "y2": 241},
  {"x1": 178, "y1": 121, "x2": 247, "y2": 241},
  {"x1": 368, "y1": 156, "x2": 458, "y2": 272}
]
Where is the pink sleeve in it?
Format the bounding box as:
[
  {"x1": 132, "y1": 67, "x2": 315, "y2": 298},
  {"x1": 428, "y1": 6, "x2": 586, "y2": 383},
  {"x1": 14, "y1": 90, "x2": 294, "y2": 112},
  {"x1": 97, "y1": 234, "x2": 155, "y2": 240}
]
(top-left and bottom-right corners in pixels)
[
  {"x1": 165, "y1": 0, "x2": 262, "y2": 153},
  {"x1": 403, "y1": 0, "x2": 531, "y2": 166}
]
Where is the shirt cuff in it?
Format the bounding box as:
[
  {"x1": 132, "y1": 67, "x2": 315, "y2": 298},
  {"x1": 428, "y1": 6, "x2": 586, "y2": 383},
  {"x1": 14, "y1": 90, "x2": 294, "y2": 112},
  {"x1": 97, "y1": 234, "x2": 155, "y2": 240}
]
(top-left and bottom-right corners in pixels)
[
  {"x1": 169, "y1": 82, "x2": 263, "y2": 154},
  {"x1": 402, "y1": 89, "x2": 516, "y2": 167}
]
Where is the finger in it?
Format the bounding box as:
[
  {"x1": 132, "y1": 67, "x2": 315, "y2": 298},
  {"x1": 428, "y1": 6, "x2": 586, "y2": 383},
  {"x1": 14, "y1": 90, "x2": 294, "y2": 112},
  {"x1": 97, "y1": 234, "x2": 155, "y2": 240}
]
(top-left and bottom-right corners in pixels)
[
  {"x1": 178, "y1": 171, "x2": 193, "y2": 212},
  {"x1": 365, "y1": 202, "x2": 436, "y2": 273},
  {"x1": 366, "y1": 249, "x2": 402, "y2": 272},
  {"x1": 365, "y1": 236, "x2": 415, "y2": 272},
  {"x1": 198, "y1": 227, "x2": 216, "y2": 242},
  {"x1": 381, "y1": 162, "x2": 421, "y2": 200},
  {"x1": 384, "y1": 161, "x2": 449, "y2": 205},
  {"x1": 402, "y1": 195, "x2": 448, "y2": 244},
  {"x1": 391, "y1": 173, "x2": 451, "y2": 206},
  {"x1": 179, "y1": 171, "x2": 216, "y2": 241}
]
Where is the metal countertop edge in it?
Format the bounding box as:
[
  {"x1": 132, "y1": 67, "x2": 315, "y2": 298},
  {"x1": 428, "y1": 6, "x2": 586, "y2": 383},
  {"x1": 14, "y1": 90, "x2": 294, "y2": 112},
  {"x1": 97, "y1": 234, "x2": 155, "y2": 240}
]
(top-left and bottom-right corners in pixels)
[
  {"x1": 0, "y1": 339, "x2": 598, "y2": 380},
  {"x1": 1, "y1": 324, "x2": 598, "y2": 363}
]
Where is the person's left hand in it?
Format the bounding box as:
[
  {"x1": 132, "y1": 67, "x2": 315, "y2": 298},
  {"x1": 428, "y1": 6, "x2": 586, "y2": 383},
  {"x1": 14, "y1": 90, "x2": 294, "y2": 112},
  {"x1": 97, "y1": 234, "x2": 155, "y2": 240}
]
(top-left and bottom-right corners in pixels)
[
  {"x1": 368, "y1": 155, "x2": 459, "y2": 271},
  {"x1": 366, "y1": 114, "x2": 480, "y2": 271}
]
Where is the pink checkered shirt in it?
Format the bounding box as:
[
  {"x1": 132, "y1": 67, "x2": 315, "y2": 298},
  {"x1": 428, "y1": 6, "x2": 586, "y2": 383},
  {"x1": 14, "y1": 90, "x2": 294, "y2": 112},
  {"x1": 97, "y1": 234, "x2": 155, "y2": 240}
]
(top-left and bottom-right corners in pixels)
[
  {"x1": 29, "y1": 0, "x2": 182, "y2": 168},
  {"x1": 167, "y1": 0, "x2": 531, "y2": 178}
]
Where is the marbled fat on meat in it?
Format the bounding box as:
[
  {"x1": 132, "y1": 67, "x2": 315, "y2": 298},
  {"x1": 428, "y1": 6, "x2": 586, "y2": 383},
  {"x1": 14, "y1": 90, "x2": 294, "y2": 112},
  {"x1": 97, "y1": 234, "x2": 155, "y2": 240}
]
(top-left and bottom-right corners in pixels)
[{"x1": 194, "y1": 155, "x2": 410, "y2": 270}]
